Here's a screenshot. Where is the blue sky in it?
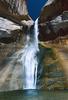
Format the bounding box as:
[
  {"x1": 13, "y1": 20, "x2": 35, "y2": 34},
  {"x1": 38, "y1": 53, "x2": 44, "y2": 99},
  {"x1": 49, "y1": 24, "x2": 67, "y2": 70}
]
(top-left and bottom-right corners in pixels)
[{"x1": 26, "y1": 0, "x2": 48, "y2": 21}]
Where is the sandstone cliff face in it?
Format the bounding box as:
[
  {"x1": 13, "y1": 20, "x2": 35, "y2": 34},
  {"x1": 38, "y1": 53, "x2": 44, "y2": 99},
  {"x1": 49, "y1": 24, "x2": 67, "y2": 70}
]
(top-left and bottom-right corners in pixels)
[
  {"x1": 0, "y1": 0, "x2": 31, "y2": 43},
  {"x1": 38, "y1": 0, "x2": 68, "y2": 41},
  {"x1": 1, "y1": 0, "x2": 28, "y2": 15}
]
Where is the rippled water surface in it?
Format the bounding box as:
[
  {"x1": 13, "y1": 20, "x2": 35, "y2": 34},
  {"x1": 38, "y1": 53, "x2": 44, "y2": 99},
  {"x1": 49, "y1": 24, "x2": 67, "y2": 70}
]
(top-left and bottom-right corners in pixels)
[{"x1": 0, "y1": 90, "x2": 68, "y2": 100}]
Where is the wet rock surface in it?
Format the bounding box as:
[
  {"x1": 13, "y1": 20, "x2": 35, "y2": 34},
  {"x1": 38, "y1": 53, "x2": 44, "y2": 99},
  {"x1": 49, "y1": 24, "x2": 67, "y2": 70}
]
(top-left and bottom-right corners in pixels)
[{"x1": 37, "y1": 45, "x2": 65, "y2": 90}]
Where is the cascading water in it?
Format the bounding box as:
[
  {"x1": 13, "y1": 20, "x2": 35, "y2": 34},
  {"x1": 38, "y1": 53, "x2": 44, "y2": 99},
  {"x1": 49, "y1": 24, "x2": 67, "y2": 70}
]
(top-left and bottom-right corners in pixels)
[
  {"x1": 0, "y1": 17, "x2": 40, "y2": 90},
  {"x1": 16, "y1": 19, "x2": 39, "y2": 89}
]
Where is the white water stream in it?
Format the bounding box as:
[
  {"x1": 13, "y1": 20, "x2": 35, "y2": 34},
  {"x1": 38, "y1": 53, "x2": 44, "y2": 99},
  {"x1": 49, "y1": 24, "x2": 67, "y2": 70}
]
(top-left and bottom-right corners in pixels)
[{"x1": 15, "y1": 19, "x2": 39, "y2": 89}]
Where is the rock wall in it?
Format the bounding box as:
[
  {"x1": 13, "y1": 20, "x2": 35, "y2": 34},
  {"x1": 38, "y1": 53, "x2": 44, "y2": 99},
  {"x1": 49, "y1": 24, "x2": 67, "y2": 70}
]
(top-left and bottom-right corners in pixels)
[{"x1": 1, "y1": 0, "x2": 28, "y2": 15}]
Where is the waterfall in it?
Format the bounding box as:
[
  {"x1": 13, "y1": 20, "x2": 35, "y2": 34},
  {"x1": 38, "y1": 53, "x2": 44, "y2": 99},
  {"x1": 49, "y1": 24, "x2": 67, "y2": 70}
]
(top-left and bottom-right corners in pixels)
[
  {"x1": 0, "y1": 16, "x2": 39, "y2": 90},
  {"x1": 15, "y1": 19, "x2": 39, "y2": 89}
]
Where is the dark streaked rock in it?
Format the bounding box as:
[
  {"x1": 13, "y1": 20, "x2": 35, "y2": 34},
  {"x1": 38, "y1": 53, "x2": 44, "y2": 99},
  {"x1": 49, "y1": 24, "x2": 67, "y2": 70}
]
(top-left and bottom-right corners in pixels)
[{"x1": 38, "y1": 0, "x2": 68, "y2": 41}]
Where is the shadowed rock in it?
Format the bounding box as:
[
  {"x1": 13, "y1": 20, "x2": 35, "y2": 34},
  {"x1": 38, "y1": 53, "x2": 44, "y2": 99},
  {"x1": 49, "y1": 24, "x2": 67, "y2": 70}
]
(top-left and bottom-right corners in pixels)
[{"x1": 38, "y1": 0, "x2": 68, "y2": 41}]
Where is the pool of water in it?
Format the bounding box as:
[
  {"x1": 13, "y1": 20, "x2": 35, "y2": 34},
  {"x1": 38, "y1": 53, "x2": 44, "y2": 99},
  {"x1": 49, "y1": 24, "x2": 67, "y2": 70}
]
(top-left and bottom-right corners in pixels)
[{"x1": 0, "y1": 90, "x2": 68, "y2": 100}]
